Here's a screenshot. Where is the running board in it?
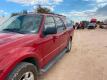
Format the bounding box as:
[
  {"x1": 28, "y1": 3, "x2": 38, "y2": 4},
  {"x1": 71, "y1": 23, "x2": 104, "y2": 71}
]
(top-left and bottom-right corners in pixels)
[{"x1": 40, "y1": 49, "x2": 67, "y2": 74}]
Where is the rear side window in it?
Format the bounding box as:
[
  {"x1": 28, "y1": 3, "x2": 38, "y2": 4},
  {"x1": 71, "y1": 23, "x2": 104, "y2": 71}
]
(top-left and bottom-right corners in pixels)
[
  {"x1": 54, "y1": 17, "x2": 65, "y2": 32},
  {"x1": 44, "y1": 16, "x2": 56, "y2": 29}
]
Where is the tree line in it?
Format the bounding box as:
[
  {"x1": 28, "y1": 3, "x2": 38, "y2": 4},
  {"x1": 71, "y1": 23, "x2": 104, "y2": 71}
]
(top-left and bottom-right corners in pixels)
[{"x1": 11, "y1": 5, "x2": 52, "y2": 17}]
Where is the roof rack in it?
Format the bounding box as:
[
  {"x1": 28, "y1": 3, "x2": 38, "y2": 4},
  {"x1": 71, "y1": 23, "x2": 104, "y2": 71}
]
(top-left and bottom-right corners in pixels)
[
  {"x1": 13, "y1": 12, "x2": 66, "y2": 18},
  {"x1": 29, "y1": 12, "x2": 66, "y2": 17},
  {"x1": 45, "y1": 13, "x2": 66, "y2": 17}
]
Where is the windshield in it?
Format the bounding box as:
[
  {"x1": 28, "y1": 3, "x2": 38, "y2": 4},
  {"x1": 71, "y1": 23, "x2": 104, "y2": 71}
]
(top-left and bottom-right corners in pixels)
[{"x1": 0, "y1": 15, "x2": 42, "y2": 34}]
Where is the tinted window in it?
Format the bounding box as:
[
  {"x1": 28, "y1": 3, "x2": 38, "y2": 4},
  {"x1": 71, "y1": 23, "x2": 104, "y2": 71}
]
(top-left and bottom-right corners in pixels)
[
  {"x1": 54, "y1": 17, "x2": 65, "y2": 32},
  {"x1": 0, "y1": 15, "x2": 42, "y2": 34},
  {"x1": 44, "y1": 16, "x2": 56, "y2": 29}
]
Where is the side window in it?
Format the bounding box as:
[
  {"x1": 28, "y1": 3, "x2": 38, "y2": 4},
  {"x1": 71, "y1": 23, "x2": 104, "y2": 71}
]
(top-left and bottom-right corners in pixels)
[
  {"x1": 54, "y1": 17, "x2": 65, "y2": 32},
  {"x1": 44, "y1": 16, "x2": 56, "y2": 30}
]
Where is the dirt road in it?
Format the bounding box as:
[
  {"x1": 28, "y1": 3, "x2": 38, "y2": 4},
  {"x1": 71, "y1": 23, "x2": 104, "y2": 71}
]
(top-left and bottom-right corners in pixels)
[{"x1": 40, "y1": 29, "x2": 107, "y2": 80}]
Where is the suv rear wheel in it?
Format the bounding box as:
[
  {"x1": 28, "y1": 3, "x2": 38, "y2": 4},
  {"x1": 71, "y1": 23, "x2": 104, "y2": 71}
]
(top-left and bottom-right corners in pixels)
[
  {"x1": 6, "y1": 62, "x2": 38, "y2": 80},
  {"x1": 66, "y1": 39, "x2": 72, "y2": 52}
]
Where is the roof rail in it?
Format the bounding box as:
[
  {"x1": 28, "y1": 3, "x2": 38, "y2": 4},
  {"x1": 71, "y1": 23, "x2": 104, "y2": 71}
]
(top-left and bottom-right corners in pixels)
[
  {"x1": 29, "y1": 12, "x2": 66, "y2": 17},
  {"x1": 46, "y1": 13, "x2": 66, "y2": 17}
]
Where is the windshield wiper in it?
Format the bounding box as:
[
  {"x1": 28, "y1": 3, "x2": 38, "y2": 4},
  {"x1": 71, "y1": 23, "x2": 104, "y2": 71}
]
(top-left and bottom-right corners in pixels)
[
  {"x1": 2, "y1": 29, "x2": 33, "y2": 34},
  {"x1": 3, "y1": 28, "x2": 21, "y2": 33}
]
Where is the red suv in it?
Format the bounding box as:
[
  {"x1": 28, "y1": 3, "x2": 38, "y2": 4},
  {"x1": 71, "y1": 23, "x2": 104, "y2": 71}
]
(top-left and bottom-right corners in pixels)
[{"x1": 0, "y1": 13, "x2": 74, "y2": 80}]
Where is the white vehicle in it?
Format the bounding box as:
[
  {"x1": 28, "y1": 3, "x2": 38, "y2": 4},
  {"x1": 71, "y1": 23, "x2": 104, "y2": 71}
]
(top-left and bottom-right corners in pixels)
[
  {"x1": 87, "y1": 23, "x2": 96, "y2": 29},
  {"x1": 101, "y1": 20, "x2": 107, "y2": 29}
]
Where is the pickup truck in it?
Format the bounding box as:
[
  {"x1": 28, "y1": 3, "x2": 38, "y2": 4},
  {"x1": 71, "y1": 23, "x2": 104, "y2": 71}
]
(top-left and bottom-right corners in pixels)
[{"x1": 0, "y1": 13, "x2": 74, "y2": 80}]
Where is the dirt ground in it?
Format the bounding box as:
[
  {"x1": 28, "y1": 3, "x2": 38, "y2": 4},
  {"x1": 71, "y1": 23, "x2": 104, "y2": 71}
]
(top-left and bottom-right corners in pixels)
[{"x1": 40, "y1": 29, "x2": 107, "y2": 80}]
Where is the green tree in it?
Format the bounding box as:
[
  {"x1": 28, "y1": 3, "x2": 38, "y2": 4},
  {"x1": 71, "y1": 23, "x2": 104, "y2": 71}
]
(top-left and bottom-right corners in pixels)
[
  {"x1": 36, "y1": 5, "x2": 51, "y2": 13},
  {"x1": 11, "y1": 13, "x2": 19, "y2": 17},
  {"x1": 11, "y1": 10, "x2": 28, "y2": 17},
  {"x1": 22, "y1": 10, "x2": 28, "y2": 14}
]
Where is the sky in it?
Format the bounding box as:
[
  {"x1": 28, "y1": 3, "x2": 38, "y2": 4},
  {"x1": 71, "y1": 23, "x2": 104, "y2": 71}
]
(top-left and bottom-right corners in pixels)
[{"x1": 0, "y1": 0, "x2": 107, "y2": 22}]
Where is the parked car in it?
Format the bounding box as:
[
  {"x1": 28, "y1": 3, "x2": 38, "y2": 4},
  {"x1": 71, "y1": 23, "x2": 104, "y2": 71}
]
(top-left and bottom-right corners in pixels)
[
  {"x1": 0, "y1": 13, "x2": 74, "y2": 80},
  {"x1": 76, "y1": 21, "x2": 89, "y2": 29},
  {"x1": 100, "y1": 24, "x2": 107, "y2": 29},
  {"x1": 90, "y1": 18, "x2": 97, "y2": 23},
  {"x1": 87, "y1": 22, "x2": 97, "y2": 29},
  {"x1": 100, "y1": 20, "x2": 107, "y2": 29},
  {"x1": 75, "y1": 22, "x2": 79, "y2": 29},
  {"x1": 81, "y1": 21, "x2": 89, "y2": 28},
  {"x1": 77, "y1": 22, "x2": 84, "y2": 29}
]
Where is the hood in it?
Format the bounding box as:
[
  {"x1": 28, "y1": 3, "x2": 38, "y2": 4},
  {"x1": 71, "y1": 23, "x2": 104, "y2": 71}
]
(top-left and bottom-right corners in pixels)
[
  {"x1": 0, "y1": 33, "x2": 27, "y2": 63},
  {"x1": 0, "y1": 33, "x2": 25, "y2": 45},
  {"x1": 0, "y1": 32, "x2": 39, "y2": 50},
  {"x1": 0, "y1": 32, "x2": 39, "y2": 63}
]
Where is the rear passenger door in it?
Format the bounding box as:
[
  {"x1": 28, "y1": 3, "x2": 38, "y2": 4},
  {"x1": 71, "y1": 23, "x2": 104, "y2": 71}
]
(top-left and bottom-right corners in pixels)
[{"x1": 54, "y1": 17, "x2": 68, "y2": 52}]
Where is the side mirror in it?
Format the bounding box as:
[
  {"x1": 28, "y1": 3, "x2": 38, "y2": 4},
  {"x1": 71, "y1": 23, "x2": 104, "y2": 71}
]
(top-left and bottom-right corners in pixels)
[{"x1": 43, "y1": 26, "x2": 57, "y2": 35}]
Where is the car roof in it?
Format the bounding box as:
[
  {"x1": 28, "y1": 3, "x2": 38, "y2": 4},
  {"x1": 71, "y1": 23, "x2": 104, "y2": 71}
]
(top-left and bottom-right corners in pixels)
[
  {"x1": 35, "y1": 13, "x2": 65, "y2": 17},
  {"x1": 15, "y1": 13, "x2": 66, "y2": 17}
]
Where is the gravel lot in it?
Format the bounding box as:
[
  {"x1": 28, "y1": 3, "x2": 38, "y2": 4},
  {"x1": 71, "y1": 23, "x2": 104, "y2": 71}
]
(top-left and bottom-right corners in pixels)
[{"x1": 40, "y1": 29, "x2": 107, "y2": 80}]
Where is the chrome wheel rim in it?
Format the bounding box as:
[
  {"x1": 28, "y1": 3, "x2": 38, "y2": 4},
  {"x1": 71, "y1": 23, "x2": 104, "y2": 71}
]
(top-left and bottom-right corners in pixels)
[{"x1": 20, "y1": 72, "x2": 34, "y2": 80}]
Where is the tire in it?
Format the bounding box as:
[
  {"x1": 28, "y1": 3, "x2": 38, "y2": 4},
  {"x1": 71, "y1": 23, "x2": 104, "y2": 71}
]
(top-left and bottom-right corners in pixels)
[
  {"x1": 82, "y1": 27, "x2": 85, "y2": 29},
  {"x1": 6, "y1": 62, "x2": 38, "y2": 80},
  {"x1": 66, "y1": 39, "x2": 72, "y2": 52}
]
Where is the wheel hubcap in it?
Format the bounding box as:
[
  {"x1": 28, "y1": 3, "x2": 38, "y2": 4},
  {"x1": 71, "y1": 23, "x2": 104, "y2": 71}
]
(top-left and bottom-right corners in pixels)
[{"x1": 20, "y1": 72, "x2": 34, "y2": 80}]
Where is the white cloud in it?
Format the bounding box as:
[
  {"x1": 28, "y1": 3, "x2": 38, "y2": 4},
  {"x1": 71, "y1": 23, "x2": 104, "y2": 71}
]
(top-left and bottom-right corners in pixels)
[
  {"x1": 0, "y1": 10, "x2": 4, "y2": 13},
  {"x1": 43, "y1": 6, "x2": 55, "y2": 11},
  {"x1": 8, "y1": 0, "x2": 35, "y2": 5},
  {"x1": 0, "y1": 10, "x2": 7, "y2": 15},
  {"x1": 60, "y1": 6, "x2": 107, "y2": 22},
  {"x1": 95, "y1": 0, "x2": 107, "y2": 3},
  {"x1": 60, "y1": 0, "x2": 107, "y2": 22},
  {"x1": 83, "y1": 0, "x2": 107, "y2": 3},
  {"x1": 61, "y1": 11, "x2": 90, "y2": 22},
  {"x1": 83, "y1": 0, "x2": 107, "y2": 7},
  {"x1": 82, "y1": 0, "x2": 107, "y2": 21},
  {"x1": 7, "y1": 0, "x2": 63, "y2": 12},
  {"x1": 52, "y1": 0, "x2": 63, "y2": 4},
  {"x1": 7, "y1": 0, "x2": 63, "y2": 5}
]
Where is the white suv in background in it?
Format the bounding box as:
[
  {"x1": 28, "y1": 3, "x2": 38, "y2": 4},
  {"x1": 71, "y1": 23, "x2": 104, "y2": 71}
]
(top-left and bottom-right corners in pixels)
[{"x1": 87, "y1": 22, "x2": 97, "y2": 29}]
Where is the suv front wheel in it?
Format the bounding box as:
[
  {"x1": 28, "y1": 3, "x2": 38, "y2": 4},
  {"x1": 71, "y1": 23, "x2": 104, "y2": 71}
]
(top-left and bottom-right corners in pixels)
[{"x1": 6, "y1": 62, "x2": 38, "y2": 80}]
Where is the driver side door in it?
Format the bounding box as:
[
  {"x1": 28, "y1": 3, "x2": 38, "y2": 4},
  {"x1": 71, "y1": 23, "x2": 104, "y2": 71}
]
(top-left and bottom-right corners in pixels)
[{"x1": 39, "y1": 16, "x2": 58, "y2": 66}]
